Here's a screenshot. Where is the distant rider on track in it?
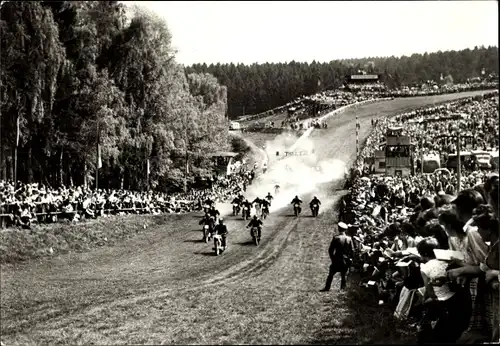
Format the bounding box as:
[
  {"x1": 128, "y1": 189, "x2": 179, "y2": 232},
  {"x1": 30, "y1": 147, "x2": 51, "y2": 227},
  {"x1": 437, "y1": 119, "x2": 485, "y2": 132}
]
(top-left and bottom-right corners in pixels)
[
  {"x1": 260, "y1": 197, "x2": 271, "y2": 218},
  {"x1": 310, "y1": 196, "x2": 321, "y2": 209},
  {"x1": 199, "y1": 212, "x2": 215, "y2": 231},
  {"x1": 241, "y1": 199, "x2": 252, "y2": 216},
  {"x1": 310, "y1": 196, "x2": 321, "y2": 216},
  {"x1": 208, "y1": 205, "x2": 220, "y2": 220},
  {"x1": 214, "y1": 218, "x2": 229, "y2": 250},
  {"x1": 265, "y1": 192, "x2": 274, "y2": 206},
  {"x1": 252, "y1": 197, "x2": 263, "y2": 211},
  {"x1": 291, "y1": 195, "x2": 303, "y2": 214},
  {"x1": 247, "y1": 215, "x2": 263, "y2": 241},
  {"x1": 231, "y1": 196, "x2": 242, "y2": 215}
]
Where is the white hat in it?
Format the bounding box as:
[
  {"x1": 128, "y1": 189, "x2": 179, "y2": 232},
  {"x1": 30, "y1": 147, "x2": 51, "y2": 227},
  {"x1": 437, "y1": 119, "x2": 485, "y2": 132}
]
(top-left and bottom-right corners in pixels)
[{"x1": 338, "y1": 222, "x2": 348, "y2": 230}]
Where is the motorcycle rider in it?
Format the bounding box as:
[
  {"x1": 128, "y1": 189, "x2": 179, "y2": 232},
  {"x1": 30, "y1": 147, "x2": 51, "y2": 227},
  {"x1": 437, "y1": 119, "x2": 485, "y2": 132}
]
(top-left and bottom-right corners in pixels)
[
  {"x1": 247, "y1": 215, "x2": 263, "y2": 241},
  {"x1": 310, "y1": 196, "x2": 321, "y2": 212},
  {"x1": 208, "y1": 205, "x2": 220, "y2": 220},
  {"x1": 203, "y1": 196, "x2": 215, "y2": 212},
  {"x1": 241, "y1": 199, "x2": 252, "y2": 218},
  {"x1": 231, "y1": 196, "x2": 242, "y2": 215},
  {"x1": 291, "y1": 195, "x2": 303, "y2": 214},
  {"x1": 252, "y1": 197, "x2": 263, "y2": 212},
  {"x1": 214, "y1": 218, "x2": 229, "y2": 250},
  {"x1": 265, "y1": 192, "x2": 274, "y2": 206},
  {"x1": 199, "y1": 213, "x2": 215, "y2": 237},
  {"x1": 260, "y1": 197, "x2": 271, "y2": 217}
]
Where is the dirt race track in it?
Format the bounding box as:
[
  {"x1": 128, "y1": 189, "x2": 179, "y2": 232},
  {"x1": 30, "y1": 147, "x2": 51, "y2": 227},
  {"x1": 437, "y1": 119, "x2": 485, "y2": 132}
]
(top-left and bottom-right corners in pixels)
[{"x1": 0, "y1": 90, "x2": 495, "y2": 345}]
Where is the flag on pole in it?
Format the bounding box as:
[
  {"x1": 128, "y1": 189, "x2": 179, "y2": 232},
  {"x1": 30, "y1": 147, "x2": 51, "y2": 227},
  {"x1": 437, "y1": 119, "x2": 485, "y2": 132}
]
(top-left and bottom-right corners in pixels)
[
  {"x1": 317, "y1": 79, "x2": 321, "y2": 87},
  {"x1": 440, "y1": 73, "x2": 444, "y2": 81},
  {"x1": 146, "y1": 158, "x2": 150, "y2": 175},
  {"x1": 16, "y1": 116, "x2": 20, "y2": 147},
  {"x1": 97, "y1": 144, "x2": 102, "y2": 169},
  {"x1": 481, "y1": 68, "x2": 485, "y2": 76}
]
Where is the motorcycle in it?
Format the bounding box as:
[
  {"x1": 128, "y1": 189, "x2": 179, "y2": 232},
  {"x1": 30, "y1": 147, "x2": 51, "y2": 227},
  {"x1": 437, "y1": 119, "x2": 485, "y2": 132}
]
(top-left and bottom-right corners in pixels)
[
  {"x1": 293, "y1": 203, "x2": 301, "y2": 217},
  {"x1": 213, "y1": 233, "x2": 226, "y2": 255},
  {"x1": 254, "y1": 204, "x2": 261, "y2": 213},
  {"x1": 311, "y1": 204, "x2": 319, "y2": 217},
  {"x1": 203, "y1": 224, "x2": 212, "y2": 242},
  {"x1": 250, "y1": 226, "x2": 260, "y2": 246},
  {"x1": 242, "y1": 206, "x2": 250, "y2": 220},
  {"x1": 233, "y1": 203, "x2": 241, "y2": 216},
  {"x1": 261, "y1": 206, "x2": 269, "y2": 220}
]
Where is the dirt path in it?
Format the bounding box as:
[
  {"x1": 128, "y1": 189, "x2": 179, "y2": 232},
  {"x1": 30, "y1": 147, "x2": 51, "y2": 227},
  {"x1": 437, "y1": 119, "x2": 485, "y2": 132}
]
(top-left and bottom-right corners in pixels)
[{"x1": 0, "y1": 90, "x2": 494, "y2": 345}]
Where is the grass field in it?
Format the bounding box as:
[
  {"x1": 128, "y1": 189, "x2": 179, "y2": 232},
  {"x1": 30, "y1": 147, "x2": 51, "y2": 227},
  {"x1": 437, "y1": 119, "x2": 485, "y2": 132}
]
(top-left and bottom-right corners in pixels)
[{"x1": 0, "y1": 89, "x2": 496, "y2": 345}]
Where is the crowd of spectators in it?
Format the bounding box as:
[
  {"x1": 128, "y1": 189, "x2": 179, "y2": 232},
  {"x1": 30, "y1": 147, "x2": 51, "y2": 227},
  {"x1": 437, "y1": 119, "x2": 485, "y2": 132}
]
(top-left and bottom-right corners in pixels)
[
  {"x1": 240, "y1": 76, "x2": 498, "y2": 125},
  {"x1": 0, "y1": 165, "x2": 256, "y2": 229},
  {"x1": 357, "y1": 92, "x2": 499, "y2": 177},
  {"x1": 340, "y1": 93, "x2": 499, "y2": 343}
]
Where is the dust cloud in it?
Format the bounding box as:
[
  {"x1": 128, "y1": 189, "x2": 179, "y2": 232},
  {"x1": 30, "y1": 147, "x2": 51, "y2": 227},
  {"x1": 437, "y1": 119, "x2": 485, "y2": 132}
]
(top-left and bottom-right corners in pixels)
[{"x1": 241, "y1": 133, "x2": 346, "y2": 215}]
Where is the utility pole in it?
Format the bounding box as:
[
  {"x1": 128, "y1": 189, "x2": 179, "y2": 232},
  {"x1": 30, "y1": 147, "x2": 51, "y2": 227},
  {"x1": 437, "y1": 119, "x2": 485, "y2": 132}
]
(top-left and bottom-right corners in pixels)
[
  {"x1": 146, "y1": 147, "x2": 150, "y2": 192},
  {"x1": 14, "y1": 115, "x2": 19, "y2": 185},
  {"x1": 420, "y1": 137, "x2": 424, "y2": 175},
  {"x1": 184, "y1": 113, "x2": 188, "y2": 194},
  {"x1": 95, "y1": 121, "x2": 100, "y2": 191},
  {"x1": 457, "y1": 133, "x2": 461, "y2": 192}
]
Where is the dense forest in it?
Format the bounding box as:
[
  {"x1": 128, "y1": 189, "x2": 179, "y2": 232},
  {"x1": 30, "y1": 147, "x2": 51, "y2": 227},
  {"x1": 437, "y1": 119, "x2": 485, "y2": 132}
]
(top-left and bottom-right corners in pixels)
[
  {"x1": 186, "y1": 46, "x2": 499, "y2": 119},
  {"x1": 0, "y1": 1, "x2": 229, "y2": 191}
]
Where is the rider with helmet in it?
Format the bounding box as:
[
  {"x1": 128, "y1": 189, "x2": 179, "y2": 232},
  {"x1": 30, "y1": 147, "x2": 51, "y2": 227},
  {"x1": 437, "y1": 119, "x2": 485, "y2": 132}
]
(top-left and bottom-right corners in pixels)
[
  {"x1": 208, "y1": 205, "x2": 220, "y2": 220},
  {"x1": 252, "y1": 197, "x2": 263, "y2": 211},
  {"x1": 241, "y1": 199, "x2": 253, "y2": 218},
  {"x1": 260, "y1": 197, "x2": 271, "y2": 218},
  {"x1": 265, "y1": 192, "x2": 274, "y2": 206},
  {"x1": 291, "y1": 195, "x2": 303, "y2": 213},
  {"x1": 310, "y1": 196, "x2": 321, "y2": 215},
  {"x1": 310, "y1": 196, "x2": 321, "y2": 209},
  {"x1": 231, "y1": 196, "x2": 242, "y2": 215},
  {"x1": 214, "y1": 218, "x2": 229, "y2": 249},
  {"x1": 247, "y1": 215, "x2": 263, "y2": 241},
  {"x1": 199, "y1": 212, "x2": 215, "y2": 237}
]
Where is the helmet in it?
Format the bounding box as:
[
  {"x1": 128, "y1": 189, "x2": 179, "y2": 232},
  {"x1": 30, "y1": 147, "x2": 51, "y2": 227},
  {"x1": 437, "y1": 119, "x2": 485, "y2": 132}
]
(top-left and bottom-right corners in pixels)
[
  {"x1": 253, "y1": 215, "x2": 257, "y2": 219},
  {"x1": 219, "y1": 218, "x2": 224, "y2": 223},
  {"x1": 314, "y1": 196, "x2": 317, "y2": 199}
]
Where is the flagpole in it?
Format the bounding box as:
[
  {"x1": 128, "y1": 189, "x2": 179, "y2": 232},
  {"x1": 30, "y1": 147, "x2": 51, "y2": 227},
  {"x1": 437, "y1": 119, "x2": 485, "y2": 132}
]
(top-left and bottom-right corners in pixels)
[
  {"x1": 96, "y1": 121, "x2": 99, "y2": 192},
  {"x1": 146, "y1": 149, "x2": 150, "y2": 192},
  {"x1": 14, "y1": 115, "x2": 19, "y2": 185}
]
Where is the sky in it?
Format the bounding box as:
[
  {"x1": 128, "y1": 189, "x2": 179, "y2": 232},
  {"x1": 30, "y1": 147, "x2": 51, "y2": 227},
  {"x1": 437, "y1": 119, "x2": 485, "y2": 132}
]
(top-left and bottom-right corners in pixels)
[{"x1": 124, "y1": 1, "x2": 498, "y2": 66}]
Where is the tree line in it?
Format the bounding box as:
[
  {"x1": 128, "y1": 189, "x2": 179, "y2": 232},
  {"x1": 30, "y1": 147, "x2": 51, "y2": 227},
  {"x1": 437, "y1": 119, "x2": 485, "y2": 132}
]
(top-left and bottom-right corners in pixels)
[
  {"x1": 1, "y1": 1, "x2": 229, "y2": 192},
  {"x1": 185, "y1": 46, "x2": 499, "y2": 119}
]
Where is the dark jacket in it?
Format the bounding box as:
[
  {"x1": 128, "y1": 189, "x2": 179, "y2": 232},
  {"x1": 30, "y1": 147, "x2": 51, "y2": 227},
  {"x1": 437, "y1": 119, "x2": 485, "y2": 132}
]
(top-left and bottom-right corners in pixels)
[
  {"x1": 261, "y1": 199, "x2": 271, "y2": 209},
  {"x1": 328, "y1": 233, "x2": 355, "y2": 269},
  {"x1": 209, "y1": 208, "x2": 220, "y2": 218},
  {"x1": 310, "y1": 198, "x2": 321, "y2": 207},
  {"x1": 247, "y1": 218, "x2": 263, "y2": 228},
  {"x1": 215, "y1": 224, "x2": 228, "y2": 236}
]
